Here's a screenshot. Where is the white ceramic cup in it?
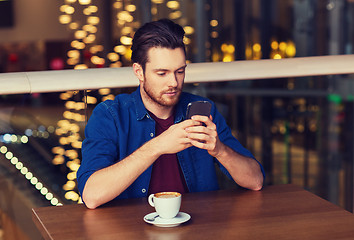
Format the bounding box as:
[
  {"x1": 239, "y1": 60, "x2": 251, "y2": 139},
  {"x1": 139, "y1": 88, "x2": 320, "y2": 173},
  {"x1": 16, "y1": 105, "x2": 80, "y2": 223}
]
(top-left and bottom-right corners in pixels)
[{"x1": 148, "y1": 192, "x2": 181, "y2": 219}]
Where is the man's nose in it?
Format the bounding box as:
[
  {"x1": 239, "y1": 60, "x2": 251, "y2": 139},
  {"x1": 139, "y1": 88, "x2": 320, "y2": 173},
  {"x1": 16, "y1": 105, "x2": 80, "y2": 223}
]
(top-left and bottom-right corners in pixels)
[{"x1": 168, "y1": 73, "x2": 178, "y2": 87}]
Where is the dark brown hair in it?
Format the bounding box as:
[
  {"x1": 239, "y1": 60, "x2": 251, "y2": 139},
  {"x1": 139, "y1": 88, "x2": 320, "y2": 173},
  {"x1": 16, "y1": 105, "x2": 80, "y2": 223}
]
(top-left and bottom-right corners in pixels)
[{"x1": 131, "y1": 19, "x2": 186, "y2": 70}]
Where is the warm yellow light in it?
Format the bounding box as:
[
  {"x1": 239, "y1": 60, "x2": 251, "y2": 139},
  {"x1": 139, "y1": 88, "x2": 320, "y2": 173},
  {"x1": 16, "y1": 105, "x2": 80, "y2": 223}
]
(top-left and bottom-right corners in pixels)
[
  {"x1": 75, "y1": 102, "x2": 85, "y2": 110},
  {"x1": 52, "y1": 146, "x2": 65, "y2": 155},
  {"x1": 221, "y1": 44, "x2": 235, "y2": 53},
  {"x1": 59, "y1": 137, "x2": 69, "y2": 145},
  {"x1": 52, "y1": 155, "x2": 65, "y2": 165},
  {"x1": 67, "y1": 50, "x2": 80, "y2": 59},
  {"x1": 210, "y1": 20, "x2": 218, "y2": 27},
  {"x1": 71, "y1": 40, "x2": 85, "y2": 49},
  {"x1": 78, "y1": 0, "x2": 91, "y2": 5},
  {"x1": 110, "y1": 62, "x2": 122, "y2": 68},
  {"x1": 90, "y1": 45, "x2": 104, "y2": 54},
  {"x1": 97, "y1": 88, "x2": 110, "y2": 96},
  {"x1": 63, "y1": 111, "x2": 74, "y2": 120},
  {"x1": 114, "y1": 45, "x2": 127, "y2": 54},
  {"x1": 74, "y1": 64, "x2": 88, "y2": 69},
  {"x1": 151, "y1": 7, "x2": 158, "y2": 15},
  {"x1": 271, "y1": 41, "x2": 278, "y2": 50},
  {"x1": 121, "y1": 26, "x2": 133, "y2": 35},
  {"x1": 102, "y1": 94, "x2": 115, "y2": 101},
  {"x1": 91, "y1": 56, "x2": 105, "y2": 65},
  {"x1": 210, "y1": 31, "x2": 218, "y2": 38},
  {"x1": 60, "y1": 5, "x2": 69, "y2": 12},
  {"x1": 71, "y1": 141, "x2": 83, "y2": 149},
  {"x1": 87, "y1": 16, "x2": 100, "y2": 25},
  {"x1": 125, "y1": 4, "x2": 136, "y2": 12},
  {"x1": 279, "y1": 42, "x2": 287, "y2": 51},
  {"x1": 65, "y1": 0, "x2": 76, "y2": 3},
  {"x1": 67, "y1": 58, "x2": 79, "y2": 65},
  {"x1": 124, "y1": 49, "x2": 132, "y2": 61},
  {"x1": 65, "y1": 100, "x2": 75, "y2": 109},
  {"x1": 223, "y1": 55, "x2": 233, "y2": 62},
  {"x1": 67, "y1": 172, "x2": 77, "y2": 181},
  {"x1": 67, "y1": 161, "x2": 80, "y2": 171},
  {"x1": 183, "y1": 26, "x2": 194, "y2": 35},
  {"x1": 113, "y1": 2, "x2": 123, "y2": 9},
  {"x1": 63, "y1": 180, "x2": 76, "y2": 191},
  {"x1": 120, "y1": 36, "x2": 132, "y2": 45},
  {"x1": 152, "y1": 0, "x2": 164, "y2": 4},
  {"x1": 65, "y1": 191, "x2": 80, "y2": 201},
  {"x1": 88, "y1": 5, "x2": 98, "y2": 13},
  {"x1": 59, "y1": 15, "x2": 72, "y2": 24},
  {"x1": 273, "y1": 53, "x2": 282, "y2": 59},
  {"x1": 65, "y1": 149, "x2": 79, "y2": 159},
  {"x1": 169, "y1": 11, "x2": 182, "y2": 19},
  {"x1": 83, "y1": 7, "x2": 92, "y2": 15},
  {"x1": 75, "y1": 30, "x2": 87, "y2": 39},
  {"x1": 69, "y1": 22, "x2": 79, "y2": 30},
  {"x1": 227, "y1": 45, "x2": 235, "y2": 53},
  {"x1": 58, "y1": 119, "x2": 70, "y2": 128},
  {"x1": 83, "y1": 96, "x2": 97, "y2": 104},
  {"x1": 285, "y1": 41, "x2": 296, "y2": 58},
  {"x1": 84, "y1": 34, "x2": 96, "y2": 44},
  {"x1": 107, "y1": 52, "x2": 119, "y2": 62},
  {"x1": 65, "y1": 6, "x2": 75, "y2": 14},
  {"x1": 117, "y1": 11, "x2": 133, "y2": 22},
  {"x1": 253, "y1": 43, "x2": 261, "y2": 52},
  {"x1": 167, "y1": 1, "x2": 180, "y2": 9},
  {"x1": 183, "y1": 37, "x2": 191, "y2": 45}
]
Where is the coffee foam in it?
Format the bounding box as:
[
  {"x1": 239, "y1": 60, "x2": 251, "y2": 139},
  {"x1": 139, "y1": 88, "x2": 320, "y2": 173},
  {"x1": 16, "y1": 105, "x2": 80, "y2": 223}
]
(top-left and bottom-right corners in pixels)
[{"x1": 155, "y1": 192, "x2": 181, "y2": 198}]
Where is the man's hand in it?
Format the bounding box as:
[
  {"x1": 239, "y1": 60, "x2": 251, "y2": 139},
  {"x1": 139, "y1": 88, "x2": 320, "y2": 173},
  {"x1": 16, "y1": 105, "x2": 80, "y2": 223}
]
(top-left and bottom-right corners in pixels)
[
  {"x1": 185, "y1": 115, "x2": 263, "y2": 191},
  {"x1": 153, "y1": 120, "x2": 196, "y2": 155},
  {"x1": 185, "y1": 115, "x2": 225, "y2": 157}
]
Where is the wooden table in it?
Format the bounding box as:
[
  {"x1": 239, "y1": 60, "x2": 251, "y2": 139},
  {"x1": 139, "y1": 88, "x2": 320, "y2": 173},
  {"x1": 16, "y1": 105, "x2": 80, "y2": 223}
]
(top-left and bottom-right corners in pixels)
[{"x1": 32, "y1": 184, "x2": 354, "y2": 239}]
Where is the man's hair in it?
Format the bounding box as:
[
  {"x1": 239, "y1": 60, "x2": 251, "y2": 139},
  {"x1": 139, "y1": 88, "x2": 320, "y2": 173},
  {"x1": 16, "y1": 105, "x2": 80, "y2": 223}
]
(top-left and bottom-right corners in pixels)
[{"x1": 131, "y1": 19, "x2": 186, "y2": 70}]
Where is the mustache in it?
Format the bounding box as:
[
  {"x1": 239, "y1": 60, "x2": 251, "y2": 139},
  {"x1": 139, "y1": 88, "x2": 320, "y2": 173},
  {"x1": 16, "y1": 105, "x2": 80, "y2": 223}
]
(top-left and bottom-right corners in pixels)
[{"x1": 164, "y1": 88, "x2": 181, "y2": 93}]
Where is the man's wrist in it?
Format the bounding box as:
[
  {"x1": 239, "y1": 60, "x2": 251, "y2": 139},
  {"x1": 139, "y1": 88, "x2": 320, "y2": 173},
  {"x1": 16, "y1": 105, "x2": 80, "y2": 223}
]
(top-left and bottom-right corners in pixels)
[{"x1": 144, "y1": 137, "x2": 163, "y2": 159}]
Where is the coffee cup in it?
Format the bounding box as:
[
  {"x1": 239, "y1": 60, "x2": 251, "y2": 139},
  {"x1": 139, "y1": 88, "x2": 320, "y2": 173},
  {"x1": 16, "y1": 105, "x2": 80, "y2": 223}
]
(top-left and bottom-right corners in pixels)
[{"x1": 148, "y1": 192, "x2": 181, "y2": 219}]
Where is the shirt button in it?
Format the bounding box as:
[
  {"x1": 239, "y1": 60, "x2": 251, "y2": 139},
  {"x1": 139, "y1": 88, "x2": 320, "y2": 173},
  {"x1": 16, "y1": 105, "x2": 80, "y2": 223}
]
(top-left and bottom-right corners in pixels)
[
  {"x1": 142, "y1": 188, "x2": 146, "y2": 193},
  {"x1": 150, "y1": 133, "x2": 154, "y2": 137}
]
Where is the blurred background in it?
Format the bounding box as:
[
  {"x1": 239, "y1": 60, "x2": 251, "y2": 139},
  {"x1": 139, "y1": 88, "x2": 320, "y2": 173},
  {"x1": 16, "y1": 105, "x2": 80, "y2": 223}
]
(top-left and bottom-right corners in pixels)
[{"x1": 1, "y1": 0, "x2": 354, "y2": 239}]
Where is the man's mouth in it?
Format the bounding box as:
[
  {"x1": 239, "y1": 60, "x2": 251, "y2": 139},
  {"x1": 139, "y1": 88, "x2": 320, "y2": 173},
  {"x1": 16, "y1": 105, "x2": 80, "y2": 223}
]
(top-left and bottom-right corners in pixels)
[{"x1": 164, "y1": 89, "x2": 180, "y2": 96}]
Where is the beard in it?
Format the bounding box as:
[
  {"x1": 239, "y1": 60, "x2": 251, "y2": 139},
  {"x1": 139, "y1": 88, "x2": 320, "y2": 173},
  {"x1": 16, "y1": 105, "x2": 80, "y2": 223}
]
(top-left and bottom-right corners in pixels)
[{"x1": 142, "y1": 83, "x2": 182, "y2": 107}]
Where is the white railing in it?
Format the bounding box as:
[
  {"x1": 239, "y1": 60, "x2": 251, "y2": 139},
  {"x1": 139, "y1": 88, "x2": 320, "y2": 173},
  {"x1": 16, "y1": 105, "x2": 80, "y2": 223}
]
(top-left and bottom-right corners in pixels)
[{"x1": 1, "y1": 54, "x2": 354, "y2": 95}]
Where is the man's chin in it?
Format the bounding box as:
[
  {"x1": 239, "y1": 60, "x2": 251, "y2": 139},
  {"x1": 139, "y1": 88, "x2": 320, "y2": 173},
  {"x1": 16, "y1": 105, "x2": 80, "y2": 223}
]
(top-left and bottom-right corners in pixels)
[{"x1": 160, "y1": 95, "x2": 180, "y2": 107}]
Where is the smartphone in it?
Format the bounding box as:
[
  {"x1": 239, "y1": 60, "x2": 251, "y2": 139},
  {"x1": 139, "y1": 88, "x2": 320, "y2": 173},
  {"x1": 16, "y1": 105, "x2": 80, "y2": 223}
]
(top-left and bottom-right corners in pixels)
[{"x1": 186, "y1": 101, "x2": 212, "y2": 119}]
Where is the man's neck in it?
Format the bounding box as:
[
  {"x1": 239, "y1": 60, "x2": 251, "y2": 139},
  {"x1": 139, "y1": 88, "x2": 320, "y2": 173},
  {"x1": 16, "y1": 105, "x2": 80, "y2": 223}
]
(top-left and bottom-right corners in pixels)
[{"x1": 140, "y1": 90, "x2": 175, "y2": 120}]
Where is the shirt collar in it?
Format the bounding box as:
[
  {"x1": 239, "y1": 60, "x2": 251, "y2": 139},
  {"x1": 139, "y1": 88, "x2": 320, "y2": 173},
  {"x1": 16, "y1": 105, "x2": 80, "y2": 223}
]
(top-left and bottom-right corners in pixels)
[{"x1": 132, "y1": 86, "x2": 149, "y2": 121}]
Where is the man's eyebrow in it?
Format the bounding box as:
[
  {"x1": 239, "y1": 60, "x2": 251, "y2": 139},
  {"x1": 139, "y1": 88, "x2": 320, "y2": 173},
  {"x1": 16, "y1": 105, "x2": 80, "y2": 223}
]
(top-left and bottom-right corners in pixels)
[{"x1": 153, "y1": 65, "x2": 187, "y2": 72}]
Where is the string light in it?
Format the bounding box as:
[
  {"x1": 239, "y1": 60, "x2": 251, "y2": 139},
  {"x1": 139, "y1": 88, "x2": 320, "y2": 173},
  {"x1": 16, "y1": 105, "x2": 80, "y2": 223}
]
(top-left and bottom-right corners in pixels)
[{"x1": 0, "y1": 144, "x2": 62, "y2": 206}]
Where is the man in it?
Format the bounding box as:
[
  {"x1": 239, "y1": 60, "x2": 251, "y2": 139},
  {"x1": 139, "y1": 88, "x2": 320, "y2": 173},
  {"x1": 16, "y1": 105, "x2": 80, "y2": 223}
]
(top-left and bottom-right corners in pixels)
[{"x1": 77, "y1": 19, "x2": 264, "y2": 209}]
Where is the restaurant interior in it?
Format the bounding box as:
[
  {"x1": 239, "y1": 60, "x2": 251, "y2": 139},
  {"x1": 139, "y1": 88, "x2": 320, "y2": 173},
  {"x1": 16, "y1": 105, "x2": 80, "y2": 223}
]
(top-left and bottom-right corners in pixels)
[{"x1": 1, "y1": 0, "x2": 354, "y2": 239}]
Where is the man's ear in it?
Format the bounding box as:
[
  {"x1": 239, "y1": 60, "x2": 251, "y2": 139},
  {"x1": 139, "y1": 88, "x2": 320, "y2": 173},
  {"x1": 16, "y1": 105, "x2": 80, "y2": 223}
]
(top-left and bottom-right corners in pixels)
[{"x1": 133, "y1": 63, "x2": 144, "y2": 82}]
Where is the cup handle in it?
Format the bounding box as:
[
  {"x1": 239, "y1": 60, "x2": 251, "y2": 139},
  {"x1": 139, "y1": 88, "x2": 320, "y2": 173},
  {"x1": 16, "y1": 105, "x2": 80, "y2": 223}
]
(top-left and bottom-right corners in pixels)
[{"x1": 148, "y1": 194, "x2": 155, "y2": 207}]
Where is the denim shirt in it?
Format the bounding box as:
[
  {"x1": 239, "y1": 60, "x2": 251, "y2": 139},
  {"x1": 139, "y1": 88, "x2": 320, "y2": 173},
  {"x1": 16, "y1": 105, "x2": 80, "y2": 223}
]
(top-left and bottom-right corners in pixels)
[{"x1": 77, "y1": 87, "x2": 264, "y2": 200}]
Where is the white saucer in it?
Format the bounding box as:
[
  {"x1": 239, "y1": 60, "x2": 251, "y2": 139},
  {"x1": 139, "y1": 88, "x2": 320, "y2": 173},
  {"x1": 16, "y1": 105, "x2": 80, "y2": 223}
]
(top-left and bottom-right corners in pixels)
[{"x1": 144, "y1": 212, "x2": 191, "y2": 227}]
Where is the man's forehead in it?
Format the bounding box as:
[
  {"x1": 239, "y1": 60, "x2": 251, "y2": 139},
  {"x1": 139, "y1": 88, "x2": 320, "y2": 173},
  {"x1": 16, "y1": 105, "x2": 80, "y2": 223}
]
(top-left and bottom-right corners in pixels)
[{"x1": 146, "y1": 47, "x2": 186, "y2": 68}]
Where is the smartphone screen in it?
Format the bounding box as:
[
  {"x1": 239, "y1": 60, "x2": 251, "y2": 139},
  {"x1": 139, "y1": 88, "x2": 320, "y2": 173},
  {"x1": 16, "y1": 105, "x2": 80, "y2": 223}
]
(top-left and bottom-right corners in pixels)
[{"x1": 186, "y1": 101, "x2": 212, "y2": 119}]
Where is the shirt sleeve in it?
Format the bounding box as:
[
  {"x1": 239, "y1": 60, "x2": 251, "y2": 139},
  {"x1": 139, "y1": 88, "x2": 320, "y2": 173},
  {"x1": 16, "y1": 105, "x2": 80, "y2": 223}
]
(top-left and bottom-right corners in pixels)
[{"x1": 77, "y1": 101, "x2": 119, "y2": 197}]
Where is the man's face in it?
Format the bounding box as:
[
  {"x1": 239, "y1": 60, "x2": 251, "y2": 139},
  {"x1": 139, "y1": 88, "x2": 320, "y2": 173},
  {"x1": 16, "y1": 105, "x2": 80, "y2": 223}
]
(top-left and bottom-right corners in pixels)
[{"x1": 139, "y1": 47, "x2": 186, "y2": 108}]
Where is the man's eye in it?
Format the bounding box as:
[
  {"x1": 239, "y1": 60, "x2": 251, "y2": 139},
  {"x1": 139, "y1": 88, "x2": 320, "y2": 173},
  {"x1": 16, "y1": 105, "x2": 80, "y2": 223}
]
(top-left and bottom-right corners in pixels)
[
  {"x1": 157, "y1": 72, "x2": 166, "y2": 76},
  {"x1": 177, "y1": 70, "x2": 185, "y2": 74}
]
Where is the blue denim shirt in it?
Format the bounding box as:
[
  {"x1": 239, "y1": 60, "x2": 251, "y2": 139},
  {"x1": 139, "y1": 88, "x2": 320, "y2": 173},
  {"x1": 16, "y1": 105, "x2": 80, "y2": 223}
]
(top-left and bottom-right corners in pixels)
[{"x1": 77, "y1": 87, "x2": 264, "y2": 200}]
